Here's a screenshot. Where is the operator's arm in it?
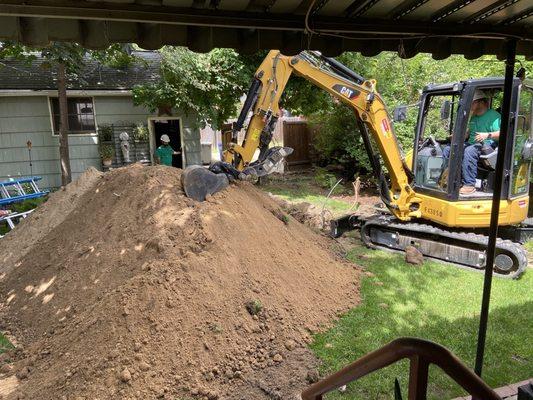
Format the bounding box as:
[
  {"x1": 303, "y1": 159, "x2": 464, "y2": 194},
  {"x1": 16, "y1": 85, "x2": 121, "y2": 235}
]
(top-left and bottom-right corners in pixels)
[{"x1": 475, "y1": 131, "x2": 500, "y2": 142}]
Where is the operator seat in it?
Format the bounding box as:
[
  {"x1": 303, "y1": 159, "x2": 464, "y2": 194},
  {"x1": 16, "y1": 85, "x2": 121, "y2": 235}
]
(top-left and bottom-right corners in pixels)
[{"x1": 479, "y1": 145, "x2": 498, "y2": 170}]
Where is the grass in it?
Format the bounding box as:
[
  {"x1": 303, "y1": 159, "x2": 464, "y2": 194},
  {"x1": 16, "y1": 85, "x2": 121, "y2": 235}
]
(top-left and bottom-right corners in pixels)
[
  {"x1": 311, "y1": 245, "x2": 532, "y2": 399},
  {"x1": 0, "y1": 332, "x2": 13, "y2": 354},
  {"x1": 523, "y1": 240, "x2": 533, "y2": 253},
  {"x1": 260, "y1": 174, "x2": 355, "y2": 215}
]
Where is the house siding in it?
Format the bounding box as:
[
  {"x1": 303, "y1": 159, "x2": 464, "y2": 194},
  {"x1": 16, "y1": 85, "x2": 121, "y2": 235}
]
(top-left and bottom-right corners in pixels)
[{"x1": 0, "y1": 95, "x2": 201, "y2": 189}]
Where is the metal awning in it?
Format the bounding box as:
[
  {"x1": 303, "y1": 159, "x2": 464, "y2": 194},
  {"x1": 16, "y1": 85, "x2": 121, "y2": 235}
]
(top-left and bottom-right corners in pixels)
[{"x1": 0, "y1": 0, "x2": 531, "y2": 58}]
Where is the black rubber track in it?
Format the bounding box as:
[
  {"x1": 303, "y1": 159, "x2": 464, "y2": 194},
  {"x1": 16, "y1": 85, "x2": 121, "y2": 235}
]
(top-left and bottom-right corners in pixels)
[{"x1": 360, "y1": 215, "x2": 528, "y2": 279}]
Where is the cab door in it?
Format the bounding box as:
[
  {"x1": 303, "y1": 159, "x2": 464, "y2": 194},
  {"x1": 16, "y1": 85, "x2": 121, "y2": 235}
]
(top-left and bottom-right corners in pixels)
[{"x1": 509, "y1": 82, "x2": 533, "y2": 199}]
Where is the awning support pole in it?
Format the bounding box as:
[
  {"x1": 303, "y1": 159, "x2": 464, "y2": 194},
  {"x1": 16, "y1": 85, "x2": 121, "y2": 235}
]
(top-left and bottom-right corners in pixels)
[{"x1": 474, "y1": 39, "x2": 517, "y2": 379}]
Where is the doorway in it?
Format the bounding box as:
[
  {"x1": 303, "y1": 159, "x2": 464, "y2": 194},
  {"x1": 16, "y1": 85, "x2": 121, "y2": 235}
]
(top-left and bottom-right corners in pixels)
[{"x1": 150, "y1": 118, "x2": 183, "y2": 168}]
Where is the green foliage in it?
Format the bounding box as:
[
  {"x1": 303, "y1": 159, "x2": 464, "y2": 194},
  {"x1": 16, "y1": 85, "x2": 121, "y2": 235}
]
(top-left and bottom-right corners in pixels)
[
  {"x1": 133, "y1": 123, "x2": 149, "y2": 142},
  {"x1": 90, "y1": 44, "x2": 137, "y2": 69},
  {"x1": 1, "y1": 41, "x2": 137, "y2": 83},
  {"x1": 133, "y1": 47, "x2": 257, "y2": 129},
  {"x1": 314, "y1": 168, "x2": 339, "y2": 189},
  {"x1": 99, "y1": 144, "x2": 115, "y2": 160},
  {"x1": 282, "y1": 52, "x2": 532, "y2": 176},
  {"x1": 260, "y1": 173, "x2": 354, "y2": 215},
  {"x1": 0, "y1": 41, "x2": 35, "y2": 63},
  {"x1": 313, "y1": 168, "x2": 349, "y2": 196},
  {"x1": 0, "y1": 332, "x2": 14, "y2": 354},
  {"x1": 0, "y1": 197, "x2": 48, "y2": 235},
  {"x1": 98, "y1": 124, "x2": 114, "y2": 142},
  {"x1": 245, "y1": 300, "x2": 263, "y2": 316},
  {"x1": 40, "y1": 42, "x2": 86, "y2": 74},
  {"x1": 309, "y1": 106, "x2": 371, "y2": 172}
]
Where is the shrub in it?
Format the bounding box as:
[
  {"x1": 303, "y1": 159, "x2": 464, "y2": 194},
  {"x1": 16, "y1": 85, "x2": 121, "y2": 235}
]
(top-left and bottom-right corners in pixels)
[
  {"x1": 99, "y1": 144, "x2": 115, "y2": 160},
  {"x1": 98, "y1": 124, "x2": 114, "y2": 142}
]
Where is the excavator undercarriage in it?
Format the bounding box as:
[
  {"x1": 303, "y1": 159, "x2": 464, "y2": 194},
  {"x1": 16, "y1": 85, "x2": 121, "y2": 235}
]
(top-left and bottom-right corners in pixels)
[{"x1": 332, "y1": 213, "x2": 529, "y2": 279}]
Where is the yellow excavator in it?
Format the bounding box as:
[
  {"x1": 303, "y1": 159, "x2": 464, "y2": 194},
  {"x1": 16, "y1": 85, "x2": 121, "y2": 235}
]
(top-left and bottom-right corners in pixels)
[{"x1": 182, "y1": 50, "x2": 533, "y2": 278}]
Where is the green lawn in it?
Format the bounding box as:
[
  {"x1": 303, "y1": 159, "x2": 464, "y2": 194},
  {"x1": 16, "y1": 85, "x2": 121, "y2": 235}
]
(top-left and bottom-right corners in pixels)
[
  {"x1": 260, "y1": 174, "x2": 355, "y2": 215},
  {"x1": 311, "y1": 245, "x2": 532, "y2": 399}
]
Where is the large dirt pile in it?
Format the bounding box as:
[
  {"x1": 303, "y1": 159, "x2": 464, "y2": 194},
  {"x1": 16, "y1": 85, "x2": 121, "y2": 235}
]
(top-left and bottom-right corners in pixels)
[
  {"x1": 0, "y1": 164, "x2": 359, "y2": 400},
  {"x1": 0, "y1": 167, "x2": 103, "y2": 274}
]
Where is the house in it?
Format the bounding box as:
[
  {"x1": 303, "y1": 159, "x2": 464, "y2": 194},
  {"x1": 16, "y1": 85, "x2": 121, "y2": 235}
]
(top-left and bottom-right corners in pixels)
[{"x1": 0, "y1": 51, "x2": 202, "y2": 189}]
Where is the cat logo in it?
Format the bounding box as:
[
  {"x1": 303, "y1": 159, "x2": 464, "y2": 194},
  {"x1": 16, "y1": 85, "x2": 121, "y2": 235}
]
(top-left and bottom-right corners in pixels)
[{"x1": 332, "y1": 84, "x2": 360, "y2": 100}]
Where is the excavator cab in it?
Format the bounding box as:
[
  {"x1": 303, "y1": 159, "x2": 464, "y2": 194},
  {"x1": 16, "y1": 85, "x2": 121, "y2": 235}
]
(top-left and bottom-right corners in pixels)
[{"x1": 412, "y1": 78, "x2": 533, "y2": 220}]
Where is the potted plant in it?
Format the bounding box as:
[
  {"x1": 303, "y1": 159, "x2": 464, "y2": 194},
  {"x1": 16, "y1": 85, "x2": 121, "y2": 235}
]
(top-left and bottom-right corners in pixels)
[
  {"x1": 133, "y1": 122, "x2": 149, "y2": 142},
  {"x1": 98, "y1": 124, "x2": 114, "y2": 142},
  {"x1": 100, "y1": 144, "x2": 115, "y2": 167}
]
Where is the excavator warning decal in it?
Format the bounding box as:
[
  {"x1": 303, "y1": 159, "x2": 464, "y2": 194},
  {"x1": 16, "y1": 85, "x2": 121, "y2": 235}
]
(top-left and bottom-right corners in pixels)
[
  {"x1": 332, "y1": 84, "x2": 360, "y2": 100},
  {"x1": 381, "y1": 118, "x2": 391, "y2": 137}
]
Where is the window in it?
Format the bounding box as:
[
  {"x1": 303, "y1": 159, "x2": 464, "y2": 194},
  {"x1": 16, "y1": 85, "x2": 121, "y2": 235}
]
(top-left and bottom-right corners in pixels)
[
  {"x1": 50, "y1": 97, "x2": 95, "y2": 134},
  {"x1": 415, "y1": 93, "x2": 459, "y2": 191}
]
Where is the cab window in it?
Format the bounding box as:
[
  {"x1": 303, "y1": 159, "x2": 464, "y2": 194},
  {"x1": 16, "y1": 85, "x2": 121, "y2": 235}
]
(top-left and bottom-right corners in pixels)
[
  {"x1": 510, "y1": 86, "x2": 533, "y2": 197},
  {"x1": 415, "y1": 94, "x2": 458, "y2": 191}
]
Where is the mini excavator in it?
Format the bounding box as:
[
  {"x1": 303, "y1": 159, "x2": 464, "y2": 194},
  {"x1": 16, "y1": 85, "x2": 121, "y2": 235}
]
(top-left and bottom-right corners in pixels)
[{"x1": 182, "y1": 50, "x2": 533, "y2": 278}]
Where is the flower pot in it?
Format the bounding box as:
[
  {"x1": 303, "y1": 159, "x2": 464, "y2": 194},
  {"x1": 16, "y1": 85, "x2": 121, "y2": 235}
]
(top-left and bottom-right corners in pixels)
[{"x1": 102, "y1": 158, "x2": 113, "y2": 167}]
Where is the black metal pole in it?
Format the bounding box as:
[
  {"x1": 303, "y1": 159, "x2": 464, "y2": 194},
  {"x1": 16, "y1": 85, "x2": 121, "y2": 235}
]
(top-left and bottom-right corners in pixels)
[{"x1": 474, "y1": 39, "x2": 517, "y2": 378}]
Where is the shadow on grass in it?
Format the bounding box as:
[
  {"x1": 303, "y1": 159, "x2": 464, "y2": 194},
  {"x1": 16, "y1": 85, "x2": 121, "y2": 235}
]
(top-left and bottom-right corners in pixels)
[{"x1": 311, "y1": 246, "x2": 532, "y2": 400}]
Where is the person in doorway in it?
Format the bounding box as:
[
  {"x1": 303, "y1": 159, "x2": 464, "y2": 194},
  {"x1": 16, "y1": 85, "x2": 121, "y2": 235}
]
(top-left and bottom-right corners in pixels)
[
  {"x1": 442, "y1": 89, "x2": 501, "y2": 195},
  {"x1": 154, "y1": 134, "x2": 180, "y2": 166}
]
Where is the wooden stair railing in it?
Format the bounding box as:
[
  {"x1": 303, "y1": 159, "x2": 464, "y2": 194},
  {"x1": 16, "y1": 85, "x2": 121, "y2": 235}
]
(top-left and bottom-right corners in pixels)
[{"x1": 301, "y1": 337, "x2": 501, "y2": 400}]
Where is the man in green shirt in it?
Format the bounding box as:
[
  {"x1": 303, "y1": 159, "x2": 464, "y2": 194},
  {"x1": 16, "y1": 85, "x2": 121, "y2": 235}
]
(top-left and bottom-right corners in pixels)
[
  {"x1": 155, "y1": 134, "x2": 180, "y2": 166},
  {"x1": 442, "y1": 90, "x2": 501, "y2": 194}
]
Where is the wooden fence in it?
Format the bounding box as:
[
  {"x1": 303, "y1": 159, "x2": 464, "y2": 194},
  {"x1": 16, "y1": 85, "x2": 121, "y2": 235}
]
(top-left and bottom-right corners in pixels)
[{"x1": 216, "y1": 117, "x2": 313, "y2": 167}]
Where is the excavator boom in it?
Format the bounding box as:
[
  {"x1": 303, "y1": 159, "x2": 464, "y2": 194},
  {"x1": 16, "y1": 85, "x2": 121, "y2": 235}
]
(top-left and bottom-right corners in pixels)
[{"x1": 186, "y1": 50, "x2": 420, "y2": 221}]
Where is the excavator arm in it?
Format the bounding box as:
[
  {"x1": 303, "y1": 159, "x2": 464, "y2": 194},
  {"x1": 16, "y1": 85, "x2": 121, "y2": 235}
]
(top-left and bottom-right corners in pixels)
[{"x1": 222, "y1": 50, "x2": 420, "y2": 221}]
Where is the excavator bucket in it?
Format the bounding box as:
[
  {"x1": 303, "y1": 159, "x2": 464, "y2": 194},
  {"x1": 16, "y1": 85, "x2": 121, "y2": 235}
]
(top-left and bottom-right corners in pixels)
[{"x1": 182, "y1": 165, "x2": 229, "y2": 202}]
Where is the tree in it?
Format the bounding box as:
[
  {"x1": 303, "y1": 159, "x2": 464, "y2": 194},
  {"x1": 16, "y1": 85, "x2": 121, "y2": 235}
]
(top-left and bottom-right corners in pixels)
[
  {"x1": 1, "y1": 42, "x2": 135, "y2": 185},
  {"x1": 40, "y1": 43, "x2": 85, "y2": 185},
  {"x1": 133, "y1": 47, "x2": 261, "y2": 129}
]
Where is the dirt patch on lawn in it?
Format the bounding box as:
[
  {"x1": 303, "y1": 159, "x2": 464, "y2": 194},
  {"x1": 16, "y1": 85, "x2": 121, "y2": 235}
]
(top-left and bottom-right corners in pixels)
[{"x1": 0, "y1": 164, "x2": 360, "y2": 400}]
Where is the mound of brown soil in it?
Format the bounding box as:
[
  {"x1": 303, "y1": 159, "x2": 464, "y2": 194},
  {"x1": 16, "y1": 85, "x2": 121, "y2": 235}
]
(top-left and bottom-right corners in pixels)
[
  {"x1": 0, "y1": 167, "x2": 102, "y2": 274},
  {"x1": 0, "y1": 164, "x2": 359, "y2": 400}
]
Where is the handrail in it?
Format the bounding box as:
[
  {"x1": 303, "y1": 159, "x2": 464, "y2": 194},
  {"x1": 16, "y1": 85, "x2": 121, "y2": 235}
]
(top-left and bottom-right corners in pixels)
[{"x1": 301, "y1": 337, "x2": 501, "y2": 400}]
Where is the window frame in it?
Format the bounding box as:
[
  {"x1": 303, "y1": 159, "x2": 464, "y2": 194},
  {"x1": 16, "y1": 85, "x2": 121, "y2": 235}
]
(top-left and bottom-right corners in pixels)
[{"x1": 48, "y1": 96, "x2": 98, "y2": 137}]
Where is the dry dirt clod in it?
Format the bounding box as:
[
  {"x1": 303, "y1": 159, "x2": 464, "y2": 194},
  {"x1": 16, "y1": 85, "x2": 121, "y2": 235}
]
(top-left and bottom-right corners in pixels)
[
  {"x1": 284, "y1": 340, "x2": 296, "y2": 351},
  {"x1": 1, "y1": 364, "x2": 13, "y2": 373},
  {"x1": 138, "y1": 361, "x2": 150, "y2": 372},
  {"x1": 16, "y1": 366, "x2": 30, "y2": 380},
  {"x1": 306, "y1": 369, "x2": 320, "y2": 383},
  {"x1": 405, "y1": 245, "x2": 424, "y2": 265},
  {"x1": 119, "y1": 368, "x2": 132, "y2": 383}
]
